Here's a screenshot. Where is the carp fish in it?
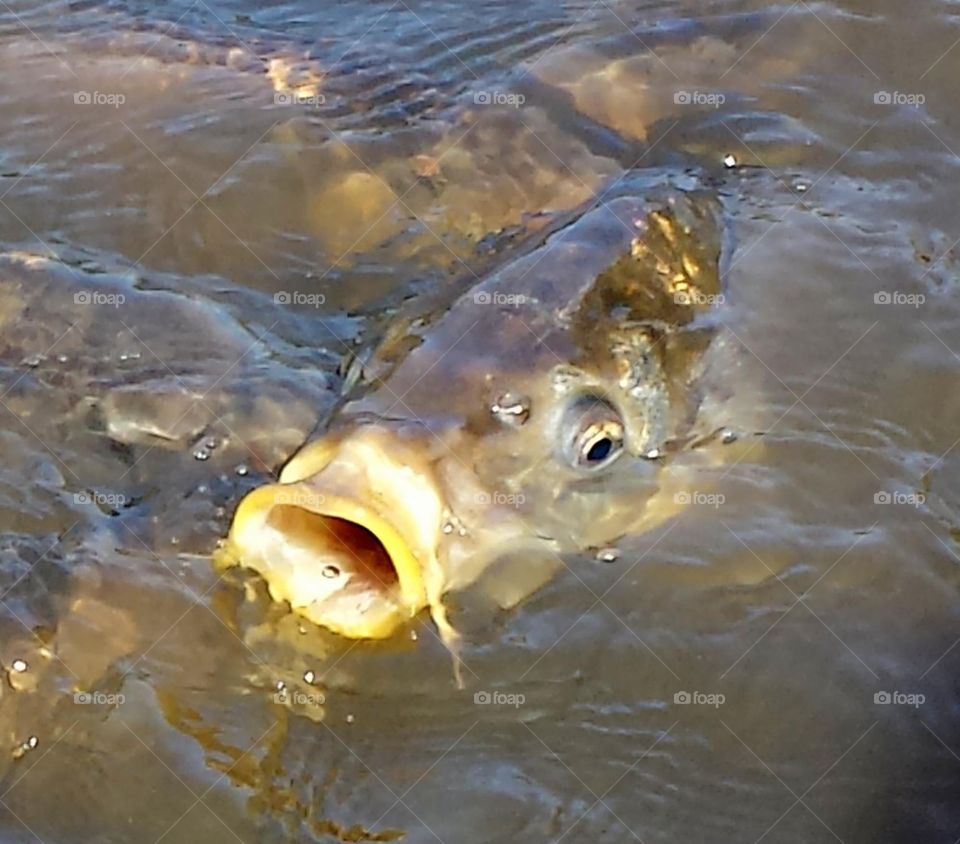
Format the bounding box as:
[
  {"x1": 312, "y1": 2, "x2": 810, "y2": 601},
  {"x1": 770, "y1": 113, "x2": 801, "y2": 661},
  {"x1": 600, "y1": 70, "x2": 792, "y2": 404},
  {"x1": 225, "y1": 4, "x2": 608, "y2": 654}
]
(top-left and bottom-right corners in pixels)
[{"x1": 221, "y1": 170, "x2": 745, "y2": 677}]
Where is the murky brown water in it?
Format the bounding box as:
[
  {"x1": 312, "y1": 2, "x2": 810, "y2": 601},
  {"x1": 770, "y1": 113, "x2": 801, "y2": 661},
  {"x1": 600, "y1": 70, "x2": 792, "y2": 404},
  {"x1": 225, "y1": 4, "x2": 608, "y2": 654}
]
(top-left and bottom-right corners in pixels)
[{"x1": 0, "y1": 0, "x2": 959, "y2": 842}]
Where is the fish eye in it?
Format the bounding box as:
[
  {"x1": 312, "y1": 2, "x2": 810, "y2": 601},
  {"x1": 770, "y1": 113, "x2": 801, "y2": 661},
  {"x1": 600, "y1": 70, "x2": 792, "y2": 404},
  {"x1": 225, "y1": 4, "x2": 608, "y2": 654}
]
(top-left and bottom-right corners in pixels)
[{"x1": 562, "y1": 396, "x2": 626, "y2": 470}]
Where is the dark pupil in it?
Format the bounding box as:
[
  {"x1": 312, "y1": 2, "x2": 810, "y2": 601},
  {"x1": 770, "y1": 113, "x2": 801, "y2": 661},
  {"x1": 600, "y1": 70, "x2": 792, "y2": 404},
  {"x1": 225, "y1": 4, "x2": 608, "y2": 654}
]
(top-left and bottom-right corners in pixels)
[{"x1": 586, "y1": 437, "x2": 613, "y2": 462}]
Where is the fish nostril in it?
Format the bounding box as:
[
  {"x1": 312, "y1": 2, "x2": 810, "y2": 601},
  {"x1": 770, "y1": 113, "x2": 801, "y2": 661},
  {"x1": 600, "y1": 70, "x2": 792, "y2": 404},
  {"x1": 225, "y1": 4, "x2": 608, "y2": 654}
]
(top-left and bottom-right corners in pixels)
[{"x1": 490, "y1": 392, "x2": 530, "y2": 426}]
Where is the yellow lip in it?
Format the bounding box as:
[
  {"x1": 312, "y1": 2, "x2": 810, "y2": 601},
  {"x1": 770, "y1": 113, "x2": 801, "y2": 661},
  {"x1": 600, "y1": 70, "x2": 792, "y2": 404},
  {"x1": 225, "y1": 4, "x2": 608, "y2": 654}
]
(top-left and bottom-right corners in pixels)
[
  {"x1": 226, "y1": 480, "x2": 428, "y2": 639},
  {"x1": 222, "y1": 431, "x2": 468, "y2": 685}
]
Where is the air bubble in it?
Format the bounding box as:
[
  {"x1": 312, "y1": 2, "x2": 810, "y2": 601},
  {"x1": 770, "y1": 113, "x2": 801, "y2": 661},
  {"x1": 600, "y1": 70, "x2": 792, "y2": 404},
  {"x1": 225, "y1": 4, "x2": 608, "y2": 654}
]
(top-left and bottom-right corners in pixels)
[
  {"x1": 723, "y1": 153, "x2": 738, "y2": 169},
  {"x1": 11, "y1": 659, "x2": 27, "y2": 673},
  {"x1": 596, "y1": 547, "x2": 620, "y2": 563},
  {"x1": 322, "y1": 565, "x2": 340, "y2": 579},
  {"x1": 721, "y1": 429, "x2": 738, "y2": 444},
  {"x1": 303, "y1": 670, "x2": 316, "y2": 684},
  {"x1": 13, "y1": 735, "x2": 38, "y2": 758},
  {"x1": 236, "y1": 464, "x2": 249, "y2": 476},
  {"x1": 193, "y1": 449, "x2": 210, "y2": 461}
]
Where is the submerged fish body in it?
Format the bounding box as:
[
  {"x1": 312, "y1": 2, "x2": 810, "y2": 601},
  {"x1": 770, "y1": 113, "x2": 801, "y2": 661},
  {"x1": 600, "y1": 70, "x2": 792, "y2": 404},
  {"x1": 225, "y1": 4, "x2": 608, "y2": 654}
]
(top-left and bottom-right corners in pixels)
[
  {"x1": 22, "y1": 6, "x2": 780, "y2": 656},
  {"x1": 9, "y1": 5, "x2": 809, "y2": 285},
  {"x1": 225, "y1": 170, "x2": 745, "y2": 654}
]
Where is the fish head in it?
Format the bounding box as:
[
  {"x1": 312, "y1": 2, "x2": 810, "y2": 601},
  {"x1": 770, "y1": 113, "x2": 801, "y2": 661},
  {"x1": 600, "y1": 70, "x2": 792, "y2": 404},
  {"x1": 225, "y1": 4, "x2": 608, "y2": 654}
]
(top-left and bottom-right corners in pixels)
[{"x1": 225, "y1": 180, "x2": 739, "y2": 643}]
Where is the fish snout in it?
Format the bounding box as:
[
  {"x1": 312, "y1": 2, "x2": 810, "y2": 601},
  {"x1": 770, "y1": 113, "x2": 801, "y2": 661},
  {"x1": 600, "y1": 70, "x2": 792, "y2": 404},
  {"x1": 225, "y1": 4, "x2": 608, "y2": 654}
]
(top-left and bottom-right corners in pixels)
[{"x1": 226, "y1": 428, "x2": 446, "y2": 639}]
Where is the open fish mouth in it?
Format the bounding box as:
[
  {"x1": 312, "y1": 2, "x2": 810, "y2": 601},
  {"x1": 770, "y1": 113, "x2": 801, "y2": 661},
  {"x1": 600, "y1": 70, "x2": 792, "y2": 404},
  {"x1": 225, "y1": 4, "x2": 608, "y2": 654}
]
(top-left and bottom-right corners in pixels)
[
  {"x1": 229, "y1": 485, "x2": 426, "y2": 638},
  {"x1": 225, "y1": 430, "x2": 444, "y2": 640}
]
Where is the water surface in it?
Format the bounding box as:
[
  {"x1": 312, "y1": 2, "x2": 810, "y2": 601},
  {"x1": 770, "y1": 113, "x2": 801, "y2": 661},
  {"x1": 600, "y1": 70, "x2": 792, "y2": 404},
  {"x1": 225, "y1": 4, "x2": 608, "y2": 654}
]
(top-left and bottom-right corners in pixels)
[{"x1": 0, "y1": 1, "x2": 958, "y2": 842}]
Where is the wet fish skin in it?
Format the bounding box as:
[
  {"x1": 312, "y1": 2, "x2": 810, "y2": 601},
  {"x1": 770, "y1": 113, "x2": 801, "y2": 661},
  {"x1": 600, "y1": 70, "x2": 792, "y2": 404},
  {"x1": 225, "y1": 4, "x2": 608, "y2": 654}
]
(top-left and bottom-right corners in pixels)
[
  {"x1": 226, "y1": 171, "x2": 737, "y2": 649},
  {"x1": 345, "y1": 174, "x2": 724, "y2": 557}
]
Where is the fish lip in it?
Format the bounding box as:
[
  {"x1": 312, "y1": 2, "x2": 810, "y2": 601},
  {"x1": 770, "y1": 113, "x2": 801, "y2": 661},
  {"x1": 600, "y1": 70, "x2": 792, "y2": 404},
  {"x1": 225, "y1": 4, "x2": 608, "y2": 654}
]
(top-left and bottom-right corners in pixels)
[{"x1": 227, "y1": 481, "x2": 428, "y2": 639}]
